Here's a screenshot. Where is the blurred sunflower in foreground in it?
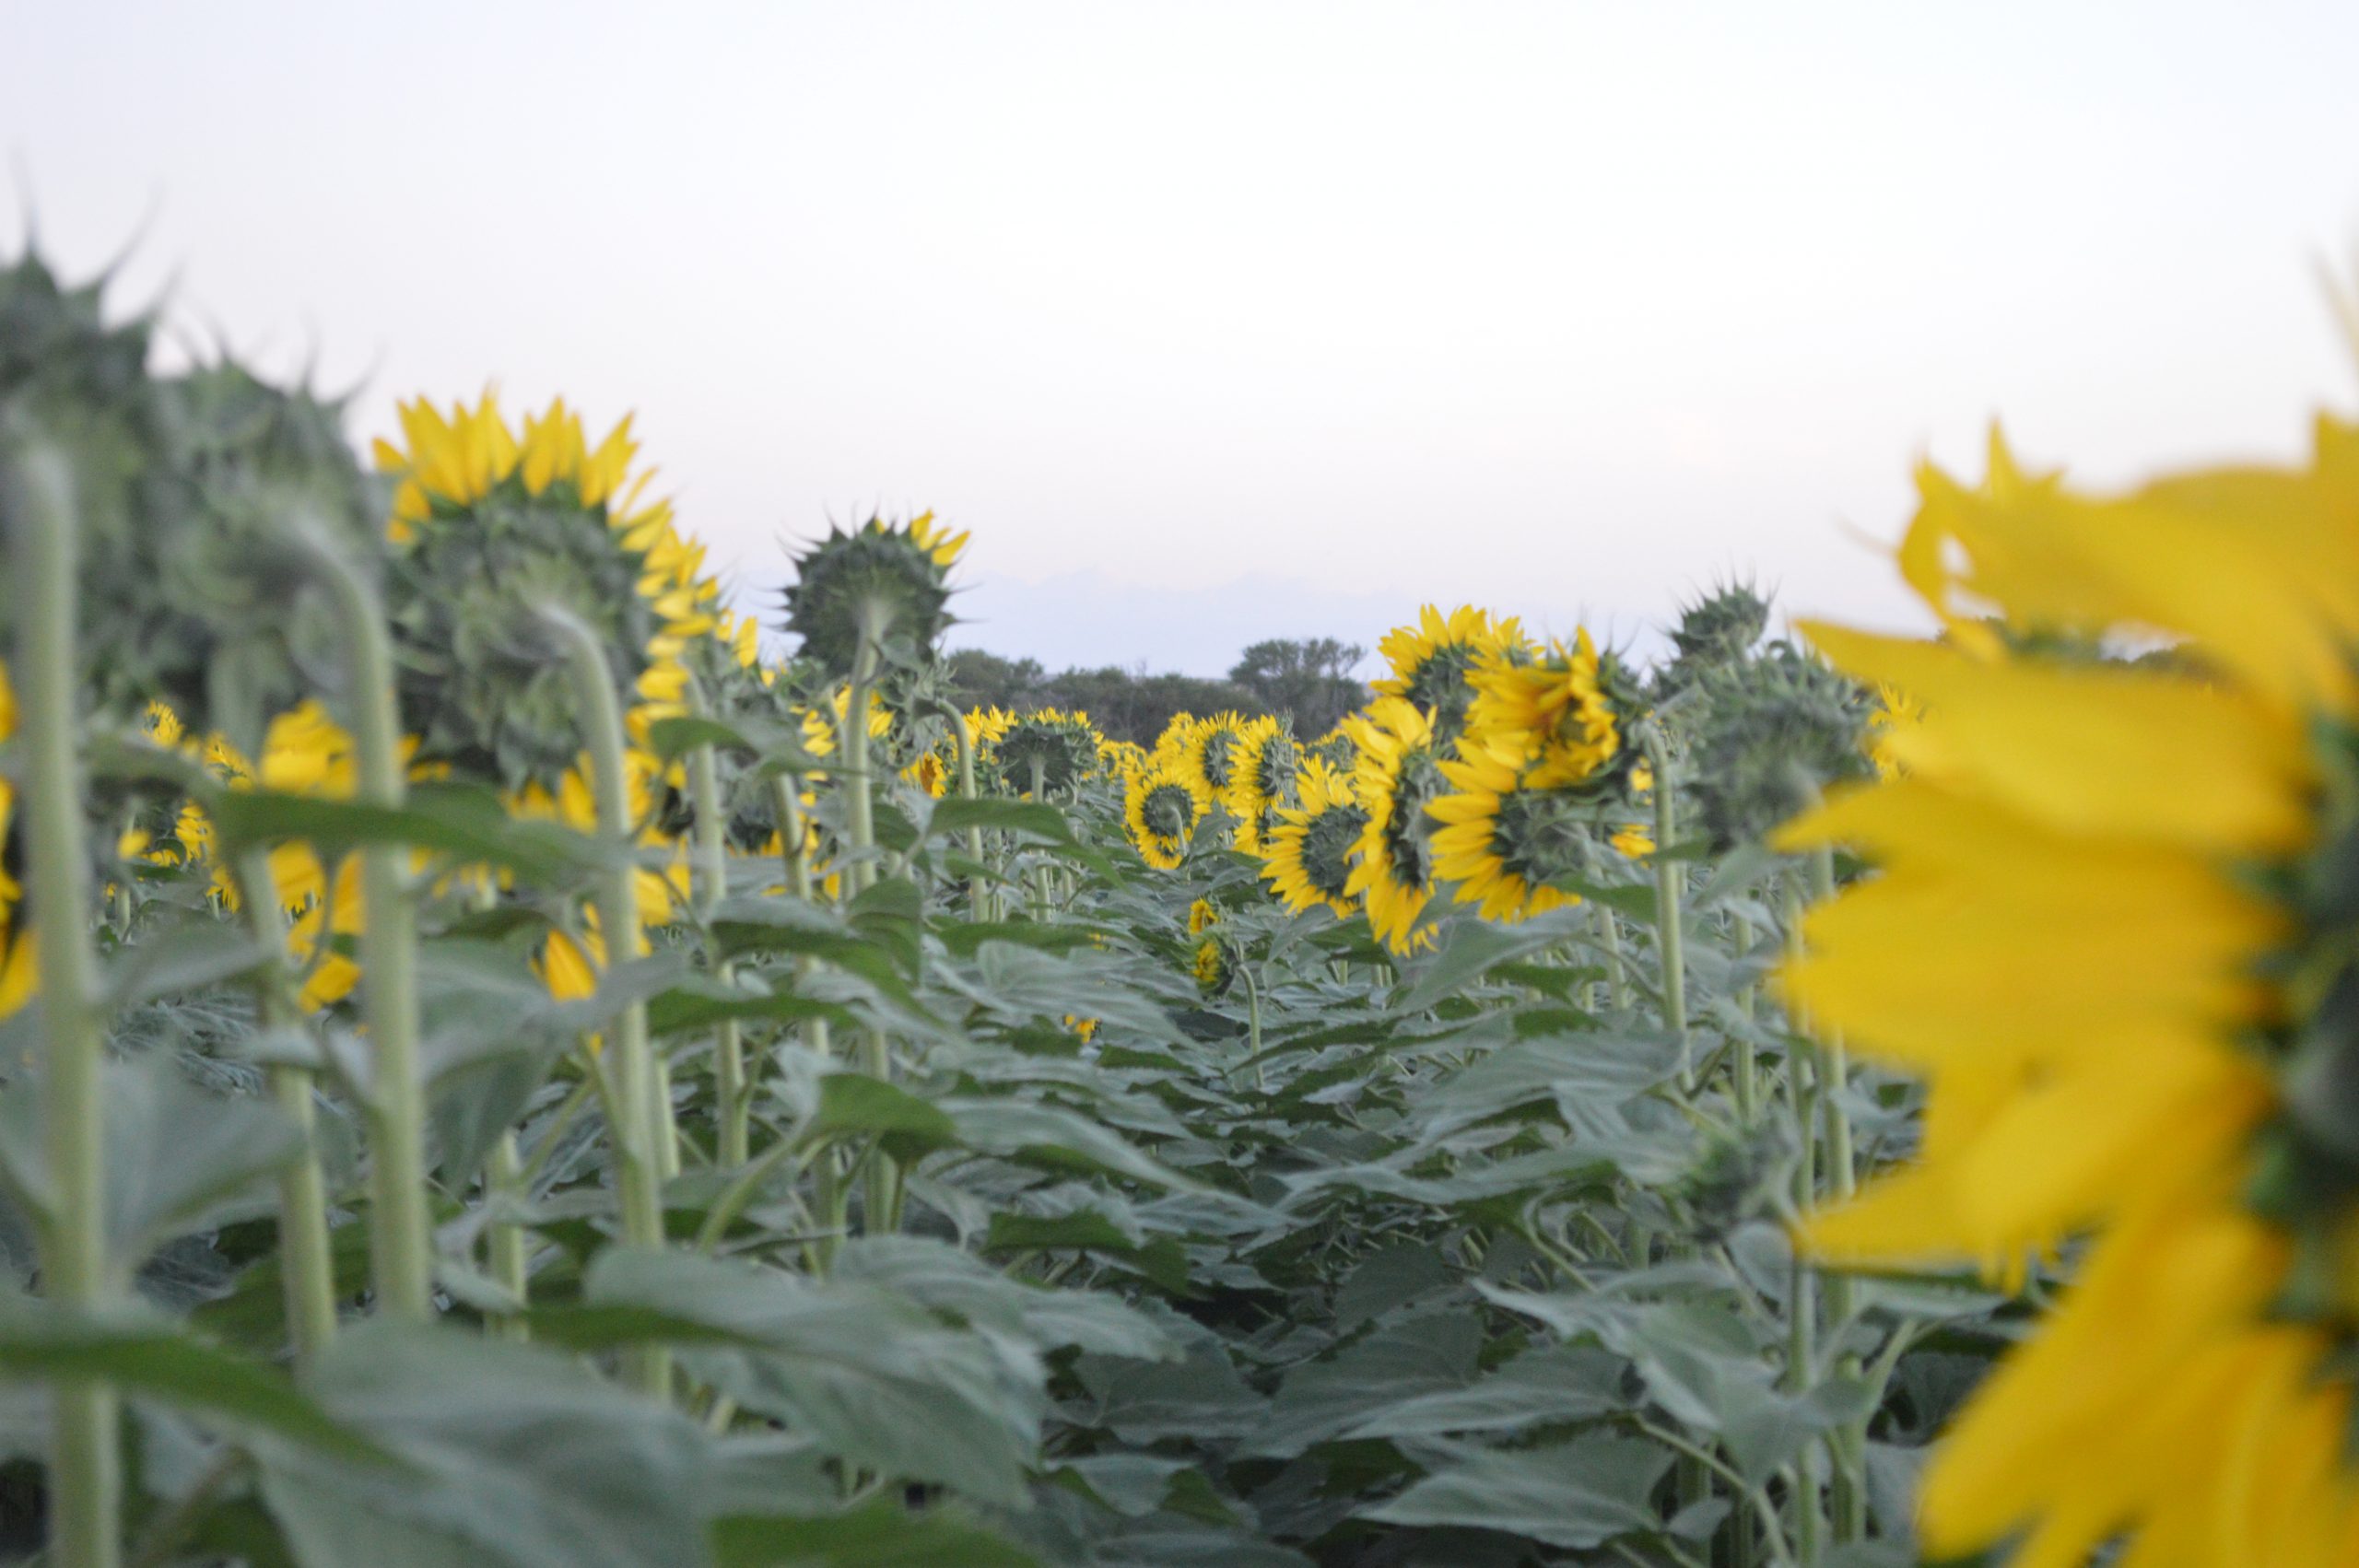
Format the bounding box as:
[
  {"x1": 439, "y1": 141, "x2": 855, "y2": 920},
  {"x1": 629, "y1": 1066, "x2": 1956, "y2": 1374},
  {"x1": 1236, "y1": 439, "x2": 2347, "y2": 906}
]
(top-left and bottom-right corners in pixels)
[{"x1": 1780, "y1": 414, "x2": 2359, "y2": 1564}]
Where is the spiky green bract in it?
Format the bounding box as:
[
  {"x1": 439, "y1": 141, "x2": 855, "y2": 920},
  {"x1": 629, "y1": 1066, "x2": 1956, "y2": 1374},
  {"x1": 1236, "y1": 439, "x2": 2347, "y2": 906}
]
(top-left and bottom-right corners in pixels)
[
  {"x1": 1686, "y1": 640, "x2": 1876, "y2": 850},
  {"x1": 778, "y1": 515, "x2": 957, "y2": 682},
  {"x1": 386, "y1": 474, "x2": 663, "y2": 792},
  {"x1": 0, "y1": 252, "x2": 378, "y2": 749},
  {"x1": 995, "y1": 711, "x2": 1098, "y2": 796},
  {"x1": 1655, "y1": 578, "x2": 1772, "y2": 706}
]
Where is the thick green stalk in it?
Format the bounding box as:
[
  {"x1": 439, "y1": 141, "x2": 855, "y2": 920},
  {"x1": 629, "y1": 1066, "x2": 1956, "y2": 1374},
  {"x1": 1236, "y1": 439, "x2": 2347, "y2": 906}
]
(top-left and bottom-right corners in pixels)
[
  {"x1": 7, "y1": 440, "x2": 123, "y2": 1568},
  {"x1": 1807, "y1": 845, "x2": 1863, "y2": 1543},
  {"x1": 485, "y1": 1132, "x2": 529, "y2": 1341},
  {"x1": 542, "y1": 607, "x2": 669, "y2": 1395},
  {"x1": 1642, "y1": 732, "x2": 1687, "y2": 1074},
  {"x1": 1731, "y1": 910, "x2": 1760, "y2": 1123},
  {"x1": 768, "y1": 775, "x2": 839, "y2": 1268},
  {"x1": 937, "y1": 702, "x2": 988, "y2": 921},
  {"x1": 685, "y1": 707, "x2": 747, "y2": 1168},
  {"x1": 1595, "y1": 903, "x2": 1629, "y2": 1011},
  {"x1": 290, "y1": 520, "x2": 433, "y2": 1321},
  {"x1": 232, "y1": 850, "x2": 337, "y2": 1373},
  {"x1": 837, "y1": 660, "x2": 897, "y2": 1236}
]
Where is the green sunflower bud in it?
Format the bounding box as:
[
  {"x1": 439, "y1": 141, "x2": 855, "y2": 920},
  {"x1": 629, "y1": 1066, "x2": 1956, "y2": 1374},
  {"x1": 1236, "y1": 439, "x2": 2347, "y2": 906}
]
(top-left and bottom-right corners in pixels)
[
  {"x1": 1656, "y1": 578, "x2": 1771, "y2": 705},
  {"x1": 1686, "y1": 641, "x2": 1876, "y2": 851}
]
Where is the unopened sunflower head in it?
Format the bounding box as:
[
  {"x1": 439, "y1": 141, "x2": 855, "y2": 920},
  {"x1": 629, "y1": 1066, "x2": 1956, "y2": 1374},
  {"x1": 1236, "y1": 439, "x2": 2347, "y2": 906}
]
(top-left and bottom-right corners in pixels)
[
  {"x1": 1687, "y1": 641, "x2": 1876, "y2": 851},
  {"x1": 1258, "y1": 755, "x2": 1367, "y2": 919},
  {"x1": 1, "y1": 253, "x2": 383, "y2": 746},
  {"x1": 1373, "y1": 605, "x2": 1532, "y2": 740},
  {"x1": 1123, "y1": 760, "x2": 1210, "y2": 871},
  {"x1": 1655, "y1": 577, "x2": 1771, "y2": 704},
  {"x1": 374, "y1": 392, "x2": 710, "y2": 792},
  {"x1": 779, "y1": 511, "x2": 962, "y2": 682}
]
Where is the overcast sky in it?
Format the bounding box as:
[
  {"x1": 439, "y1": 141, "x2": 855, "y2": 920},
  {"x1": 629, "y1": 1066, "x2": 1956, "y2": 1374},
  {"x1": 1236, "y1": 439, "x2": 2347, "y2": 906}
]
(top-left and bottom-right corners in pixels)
[{"x1": 6, "y1": 2, "x2": 2355, "y2": 674}]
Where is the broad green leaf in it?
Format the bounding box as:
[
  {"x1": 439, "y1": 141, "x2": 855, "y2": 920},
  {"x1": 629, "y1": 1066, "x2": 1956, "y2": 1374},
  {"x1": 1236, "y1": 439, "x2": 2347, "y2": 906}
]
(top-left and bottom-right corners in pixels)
[
  {"x1": 804, "y1": 1074, "x2": 959, "y2": 1163},
  {"x1": 585, "y1": 1248, "x2": 1043, "y2": 1505},
  {"x1": 0, "y1": 1299, "x2": 391, "y2": 1468},
  {"x1": 943, "y1": 1099, "x2": 1196, "y2": 1191},
  {"x1": 1344, "y1": 1343, "x2": 1628, "y2": 1440},
  {"x1": 211, "y1": 783, "x2": 611, "y2": 886},
  {"x1": 256, "y1": 1324, "x2": 710, "y2": 1568},
  {"x1": 1242, "y1": 1313, "x2": 1481, "y2": 1457},
  {"x1": 711, "y1": 1502, "x2": 1039, "y2": 1568},
  {"x1": 1364, "y1": 1433, "x2": 1674, "y2": 1550}
]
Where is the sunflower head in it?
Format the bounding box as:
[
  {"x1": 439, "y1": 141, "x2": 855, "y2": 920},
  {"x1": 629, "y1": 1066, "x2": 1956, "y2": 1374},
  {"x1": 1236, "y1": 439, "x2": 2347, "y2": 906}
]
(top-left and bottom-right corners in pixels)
[
  {"x1": 995, "y1": 709, "x2": 1101, "y2": 796},
  {"x1": 1655, "y1": 578, "x2": 1771, "y2": 703},
  {"x1": 1191, "y1": 934, "x2": 1233, "y2": 998},
  {"x1": 1343, "y1": 697, "x2": 1449, "y2": 953},
  {"x1": 779, "y1": 512, "x2": 962, "y2": 682},
  {"x1": 1180, "y1": 711, "x2": 1253, "y2": 798},
  {"x1": 1687, "y1": 641, "x2": 1877, "y2": 851},
  {"x1": 2, "y1": 252, "x2": 382, "y2": 746},
  {"x1": 1465, "y1": 628, "x2": 1645, "y2": 794},
  {"x1": 375, "y1": 392, "x2": 706, "y2": 792},
  {"x1": 1429, "y1": 737, "x2": 1626, "y2": 923},
  {"x1": 1374, "y1": 605, "x2": 1531, "y2": 740},
  {"x1": 1123, "y1": 760, "x2": 1210, "y2": 871},
  {"x1": 1259, "y1": 755, "x2": 1367, "y2": 919}
]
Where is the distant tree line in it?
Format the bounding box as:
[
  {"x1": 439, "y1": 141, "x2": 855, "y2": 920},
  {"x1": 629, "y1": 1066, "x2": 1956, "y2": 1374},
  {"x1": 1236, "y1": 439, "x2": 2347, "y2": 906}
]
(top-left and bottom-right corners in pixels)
[{"x1": 946, "y1": 637, "x2": 1367, "y2": 743}]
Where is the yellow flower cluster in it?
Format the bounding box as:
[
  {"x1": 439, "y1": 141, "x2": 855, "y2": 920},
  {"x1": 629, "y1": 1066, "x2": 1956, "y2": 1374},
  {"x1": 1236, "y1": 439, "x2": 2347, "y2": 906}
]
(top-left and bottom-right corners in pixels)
[{"x1": 1113, "y1": 609, "x2": 1653, "y2": 956}]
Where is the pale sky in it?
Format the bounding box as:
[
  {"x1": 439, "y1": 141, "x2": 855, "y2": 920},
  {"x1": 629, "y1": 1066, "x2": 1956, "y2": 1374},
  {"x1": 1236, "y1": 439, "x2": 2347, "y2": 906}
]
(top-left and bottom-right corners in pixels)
[{"x1": 6, "y1": 1, "x2": 2355, "y2": 674}]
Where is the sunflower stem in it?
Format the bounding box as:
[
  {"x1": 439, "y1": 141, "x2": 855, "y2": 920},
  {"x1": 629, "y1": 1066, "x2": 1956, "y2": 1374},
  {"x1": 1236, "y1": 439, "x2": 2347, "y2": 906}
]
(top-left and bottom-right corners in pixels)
[
  {"x1": 937, "y1": 701, "x2": 987, "y2": 921},
  {"x1": 686, "y1": 692, "x2": 748, "y2": 1169},
  {"x1": 485, "y1": 1132, "x2": 530, "y2": 1341},
  {"x1": 542, "y1": 604, "x2": 670, "y2": 1397},
  {"x1": 230, "y1": 849, "x2": 338, "y2": 1375},
  {"x1": 1595, "y1": 903, "x2": 1629, "y2": 1011},
  {"x1": 768, "y1": 774, "x2": 839, "y2": 1269},
  {"x1": 286, "y1": 514, "x2": 434, "y2": 1322},
  {"x1": 6, "y1": 439, "x2": 123, "y2": 1568},
  {"x1": 1642, "y1": 731, "x2": 1687, "y2": 1079},
  {"x1": 839, "y1": 642, "x2": 898, "y2": 1237},
  {"x1": 1731, "y1": 910, "x2": 1760, "y2": 1123}
]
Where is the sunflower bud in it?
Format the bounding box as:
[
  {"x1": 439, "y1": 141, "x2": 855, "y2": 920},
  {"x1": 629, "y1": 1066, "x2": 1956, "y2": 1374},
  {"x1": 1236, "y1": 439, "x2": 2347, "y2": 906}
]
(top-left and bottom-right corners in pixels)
[
  {"x1": 1686, "y1": 642, "x2": 1875, "y2": 850},
  {"x1": 1656, "y1": 579, "x2": 1771, "y2": 705}
]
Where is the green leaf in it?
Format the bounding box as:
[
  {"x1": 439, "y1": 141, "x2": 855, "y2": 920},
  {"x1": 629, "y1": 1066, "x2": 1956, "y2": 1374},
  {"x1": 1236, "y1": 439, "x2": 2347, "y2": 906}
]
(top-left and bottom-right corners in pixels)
[
  {"x1": 1344, "y1": 1343, "x2": 1627, "y2": 1440},
  {"x1": 1387, "y1": 904, "x2": 1592, "y2": 1013},
  {"x1": 831, "y1": 1236, "x2": 1178, "y2": 1363},
  {"x1": 256, "y1": 1324, "x2": 711, "y2": 1568},
  {"x1": 943, "y1": 1099, "x2": 1196, "y2": 1191},
  {"x1": 585, "y1": 1248, "x2": 1044, "y2": 1505},
  {"x1": 804, "y1": 1075, "x2": 959, "y2": 1164},
  {"x1": 210, "y1": 783, "x2": 610, "y2": 886},
  {"x1": 0, "y1": 1299, "x2": 392, "y2": 1469},
  {"x1": 711, "y1": 1501, "x2": 1039, "y2": 1568},
  {"x1": 103, "y1": 918, "x2": 272, "y2": 1010},
  {"x1": 1242, "y1": 1314, "x2": 1481, "y2": 1457},
  {"x1": 1364, "y1": 1433, "x2": 1674, "y2": 1550}
]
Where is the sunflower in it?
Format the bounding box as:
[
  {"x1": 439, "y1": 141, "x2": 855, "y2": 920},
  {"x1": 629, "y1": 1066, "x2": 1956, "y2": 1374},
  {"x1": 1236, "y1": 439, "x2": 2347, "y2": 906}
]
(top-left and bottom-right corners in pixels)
[
  {"x1": 1191, "y1": 935, "x2": 1232, "y2": 997},
  {"x1": 1178, "y1": 711, "x2": 1251, "y2": 802},
  {"x1": 1374, "y1": 605, "x2": 1530, "y2": 737},
  {"x1": 1778, "y1": 416, "x2": 2359, "y2": 1565},
  {"x1": 1186, "y1": 897, "x2": 1221, "y2": 935},
  {"x1": 1259, "y1": 756, "x2": 1368, "y2": 919},
  {"x1": 901, "y1": 750, "x2": 948, "y2": 798},
  {"x1": 1464, "y1": 628, "x2": 1629, "y2": 790},
  {"x1": 779, "y1": 511, "x2": 965, "y2": 680},
  {"x1": 1427, "y1": 735, "x2": 1590, "y2": 923},
  {"x1": 995, "y1": 708, "x2": 1102, "y2": 797},
  {"x1": 1225, "y1": 717, "x2": 1301, "y2": 855},
  {"x1": 1343, "y1": 697, "x2": 1449, "y2": 954},
  {"x1": 372, "y1": 392, "x2": 716, "y2": 789},
  {"x1": 1123, "y1": 760, "x2": 1210, "y2": 872}
]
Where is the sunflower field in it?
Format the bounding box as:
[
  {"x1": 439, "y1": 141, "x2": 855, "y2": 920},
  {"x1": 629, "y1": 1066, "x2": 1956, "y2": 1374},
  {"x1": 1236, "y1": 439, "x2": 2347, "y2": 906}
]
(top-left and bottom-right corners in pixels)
[{"x1": 1, "y1": 240, "x2": 2355, "y2": 1568}]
